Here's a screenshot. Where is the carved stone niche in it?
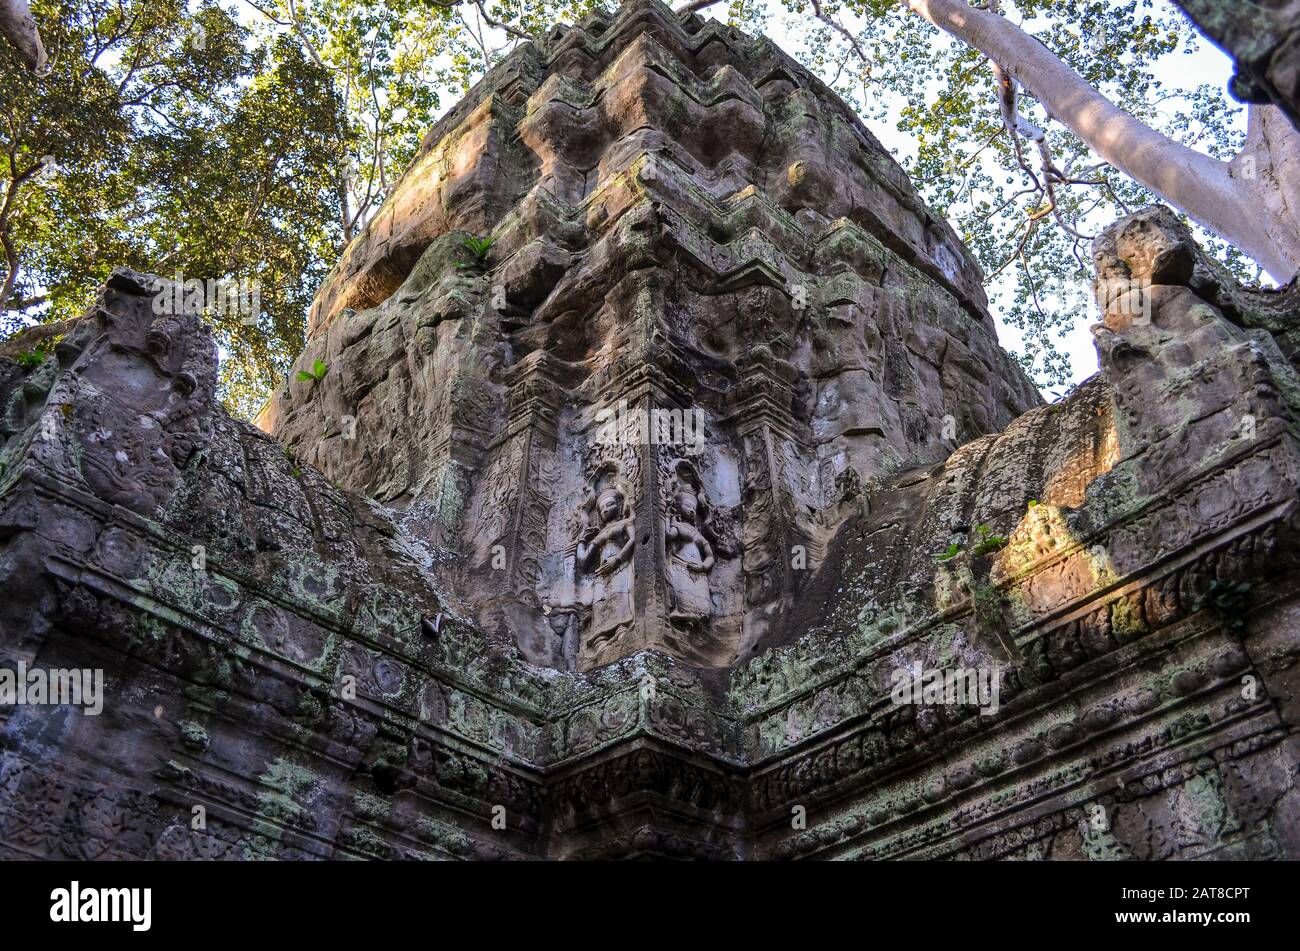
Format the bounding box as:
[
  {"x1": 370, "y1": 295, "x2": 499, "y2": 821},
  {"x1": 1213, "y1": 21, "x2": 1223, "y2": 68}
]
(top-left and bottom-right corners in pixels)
[
  {"x1": 573, "y1": 462, "x2": 638, "y2": 668},
  {"x1": 662, "y1": 459, "x2": 718, "y2": 655}
]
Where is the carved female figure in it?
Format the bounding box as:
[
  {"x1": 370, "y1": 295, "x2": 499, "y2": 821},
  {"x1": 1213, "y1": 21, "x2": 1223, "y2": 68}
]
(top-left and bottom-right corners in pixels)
[
  {"x1": 575, "y1": 483, "x2": 635, "y2": 646},
  {"x1": 665, "y1": 487, "x2": 715, "y2": 624}
]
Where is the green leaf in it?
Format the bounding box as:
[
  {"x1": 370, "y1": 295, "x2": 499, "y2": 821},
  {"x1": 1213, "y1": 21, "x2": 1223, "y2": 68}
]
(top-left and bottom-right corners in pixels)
[
  {"x1": 460, "y1": 234, "x2": 494, "y2": 262},
  {"x1": 969, "y1": 523, "x2": 1008, "y2": 555}
]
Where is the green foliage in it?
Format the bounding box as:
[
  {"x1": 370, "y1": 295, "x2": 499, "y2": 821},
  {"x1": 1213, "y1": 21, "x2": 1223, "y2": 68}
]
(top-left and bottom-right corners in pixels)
[
  {"x1": 936, "y1": 523, "x2": 1007, "y2": 562},
  {"x1": 935, "y1": 542, "x2": 961, "y2": 563},
  {"x1": 13, "y1": 351, "x2": 44, "y2": 368},
  {"x1": 0, "y1": 1, "x2": 349, "y2": 418},
  {"x1": 296, "y1": 358, "x2": 329, "y2": 383},
  {"x1": 460, "y1": 233, "x2": 495, "y2": 264},
  {"x1": 1, "y1": 1, "x2": 616, "y2": 417},
  {"x1": 971, "y1": 524, "x2": 1009, "y2": 556}
]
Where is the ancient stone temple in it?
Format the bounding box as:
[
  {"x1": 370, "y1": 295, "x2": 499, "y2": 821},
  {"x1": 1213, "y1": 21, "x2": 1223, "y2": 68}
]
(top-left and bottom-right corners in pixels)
[{"x1": 1, "y1": 0, "x2": 1297, "y2": 860}]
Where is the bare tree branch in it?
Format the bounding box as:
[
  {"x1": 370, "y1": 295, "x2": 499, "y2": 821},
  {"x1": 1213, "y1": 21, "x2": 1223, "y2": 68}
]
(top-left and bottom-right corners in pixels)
[{"x1": 473, "y1": 0, "x2": 531, "y2": 42}]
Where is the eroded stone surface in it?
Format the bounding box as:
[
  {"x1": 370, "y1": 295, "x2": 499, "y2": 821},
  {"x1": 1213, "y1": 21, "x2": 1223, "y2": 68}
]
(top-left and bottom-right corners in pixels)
[{"x1": 0, "y1": 1, "x2": 1297, "y2": 861}]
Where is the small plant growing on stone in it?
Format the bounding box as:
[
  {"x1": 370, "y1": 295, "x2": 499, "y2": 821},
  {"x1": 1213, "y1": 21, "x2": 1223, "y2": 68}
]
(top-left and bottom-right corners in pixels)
[
  {"x1": 296, "y1": 358, "x2": 328, "y2": 384},
  {"x1": 935, "y1": 542, "x2": 961, "y2": 563},
  {"x1": 971, "y1": 524, "x2": 1008, "y2": 556},
  {"x1": 936, "y1": 524, "x2": 1006, "y2": 562},
  {"x1": 460, "y1": 234, "x2": 494, "y2": 267},
  {"x1": 973, "y1": 584, "x2": 1013, "y2": 648},
  {"x1": 14, "y1": 350, "x2": 44, "y2": 369}
]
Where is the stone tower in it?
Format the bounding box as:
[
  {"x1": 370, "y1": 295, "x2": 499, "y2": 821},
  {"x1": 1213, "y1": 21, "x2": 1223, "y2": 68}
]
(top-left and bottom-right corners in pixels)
[
  {"x1": 1, "y1": 1, "x2": 1298, "y2": 860},
  {"x1": 260, "y1": 0, "x2": 1039, "y2": 672}
]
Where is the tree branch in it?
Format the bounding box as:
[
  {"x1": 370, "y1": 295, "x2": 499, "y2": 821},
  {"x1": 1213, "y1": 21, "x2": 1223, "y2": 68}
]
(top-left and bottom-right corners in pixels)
[
  {"x1": 900, "y1": 0, "x2": 1294, "y2": 278},
  {"x1": 0, "y1": 0, "x2": 48, "y2": 74},
  {"x1": 674, "y1": 0, "x2": 726, "y2": 14},
  {"x1": 0, "y1": 315, "x2": 81, "y2": 357},
  {"x1": 473, "y1": 0, "x2": 530, "y2": 42}
]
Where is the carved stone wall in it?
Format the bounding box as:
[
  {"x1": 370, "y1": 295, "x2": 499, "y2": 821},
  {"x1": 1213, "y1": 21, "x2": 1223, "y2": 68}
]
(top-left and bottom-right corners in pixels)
[{"x1": 0, "y1": 1, "x2": 1297, "y2": 861}]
